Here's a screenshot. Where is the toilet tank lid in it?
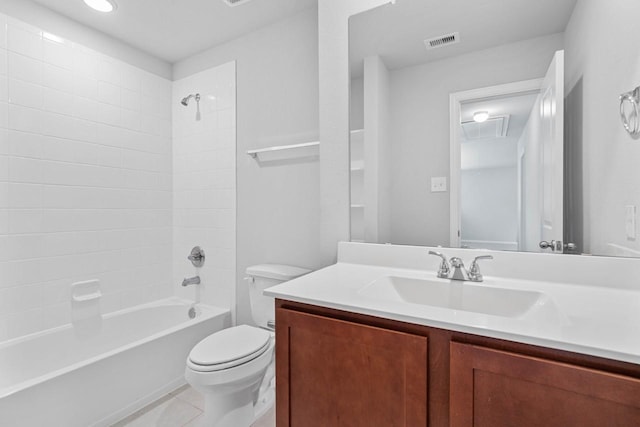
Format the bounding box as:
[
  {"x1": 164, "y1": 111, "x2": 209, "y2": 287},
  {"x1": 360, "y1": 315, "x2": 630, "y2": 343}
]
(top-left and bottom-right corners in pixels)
[{"x1": 246, "y1": 264, "x2": 311, "y2": 281}]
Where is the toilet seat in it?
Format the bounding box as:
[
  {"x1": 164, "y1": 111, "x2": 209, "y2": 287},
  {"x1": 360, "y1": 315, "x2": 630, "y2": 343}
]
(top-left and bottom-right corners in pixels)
[{"x1": 188, "y1": 325, "x2": 272, "y2": 372}]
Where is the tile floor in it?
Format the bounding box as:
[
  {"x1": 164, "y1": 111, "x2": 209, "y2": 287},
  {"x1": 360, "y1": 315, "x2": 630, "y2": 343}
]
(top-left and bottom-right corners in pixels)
[{"x1": 111, "y1": 385, "x2": 275, "y2": 427}]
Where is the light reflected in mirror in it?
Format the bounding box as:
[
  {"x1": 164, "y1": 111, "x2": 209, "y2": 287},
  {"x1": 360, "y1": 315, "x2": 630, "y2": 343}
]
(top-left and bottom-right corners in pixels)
[{"x1": 349, "y1": 0, "x2": 640, "y2": 258}]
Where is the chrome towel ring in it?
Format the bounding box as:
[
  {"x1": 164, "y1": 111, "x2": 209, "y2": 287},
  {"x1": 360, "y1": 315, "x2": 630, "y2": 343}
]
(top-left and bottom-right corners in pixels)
[{"x1": 620, "y1": 86, "x2": 640, "y2": 136}]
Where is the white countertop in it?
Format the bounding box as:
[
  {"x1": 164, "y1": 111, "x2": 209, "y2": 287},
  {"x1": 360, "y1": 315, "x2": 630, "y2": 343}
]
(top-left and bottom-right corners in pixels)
[{"x1": 265, "y1": 243, "x2": 640, "y2": 365}]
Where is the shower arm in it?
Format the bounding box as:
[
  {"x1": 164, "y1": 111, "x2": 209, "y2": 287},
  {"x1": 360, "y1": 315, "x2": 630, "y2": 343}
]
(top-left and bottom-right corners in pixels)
[{"x1": 181, "y1": 93, "x2": 201, "y2": 106}]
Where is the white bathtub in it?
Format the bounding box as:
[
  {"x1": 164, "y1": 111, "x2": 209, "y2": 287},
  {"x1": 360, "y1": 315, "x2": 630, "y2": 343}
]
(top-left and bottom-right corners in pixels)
[{"x1": 0, "y1": 297, "x2": 230, "y2": 427}]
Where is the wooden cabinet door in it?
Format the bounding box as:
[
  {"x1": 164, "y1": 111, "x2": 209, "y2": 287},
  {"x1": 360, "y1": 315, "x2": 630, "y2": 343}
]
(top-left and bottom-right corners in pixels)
[
  {"x1": 450, "y1": 342, "x2": 640, "y2": 427},
  {"x1": 276, "y1": 308, "x2": 428, "y2": 427}
]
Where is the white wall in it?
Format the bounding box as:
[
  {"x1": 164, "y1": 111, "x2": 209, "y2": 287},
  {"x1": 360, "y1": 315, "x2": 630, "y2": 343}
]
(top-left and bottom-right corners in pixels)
[
  {"x1": 461, "y1": 139, "x2": 518, "y2": 170},
  {"x1": 363, "y1": 55, "x2": 391, "y2": 243},
  {"x1": 388, "y1": 33, "x2": 564, "y2": 246},
  {"x1": 564, "y1": 0, "x2": 640, "y2": 257},
  {"x1": 350, "y1": 77, "x2": 364, "y2": 131},
  {"x1": 0, "y1": 14, "x2": 173, "y2": 341},
  {"x1": 461, "y1": 166, "x2": 518, "y2": 249},
  {"x1": 172, "y1": 62, "x2": 236, "y2": 318},
  {"x1": 519, "y1": 96, "x2": 544, "y2": 252},
  {"x1": 174, "y1": 9, "x2": 322, "y2": 325}
]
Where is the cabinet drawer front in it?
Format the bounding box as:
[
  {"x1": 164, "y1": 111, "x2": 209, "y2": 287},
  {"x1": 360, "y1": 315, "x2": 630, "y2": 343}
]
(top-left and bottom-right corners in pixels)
[
  {"x1": 450, "y1": 342, "x2": 640, "y2": 427},
  {"x1": 276, "y1": 308, "x2": 428, "y2": 427}
]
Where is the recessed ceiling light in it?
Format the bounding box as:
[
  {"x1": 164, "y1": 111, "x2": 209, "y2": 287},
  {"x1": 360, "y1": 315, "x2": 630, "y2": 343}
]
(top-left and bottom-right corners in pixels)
[
  {"x1": 83, "y1": 0, "x2": 117, "y2": 13},
  {"x1": 473, "y1": 111, "x2": 490, "y2": 123}
]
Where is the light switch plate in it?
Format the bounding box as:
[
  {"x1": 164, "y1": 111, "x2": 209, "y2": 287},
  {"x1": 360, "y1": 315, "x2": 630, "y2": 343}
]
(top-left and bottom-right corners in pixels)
[
  {"x1": 625, "y1": 205, "x2": 636, "y2": 240},
  {"x1": 431, "y1": 176, "x2": 447, "y2": 192}
]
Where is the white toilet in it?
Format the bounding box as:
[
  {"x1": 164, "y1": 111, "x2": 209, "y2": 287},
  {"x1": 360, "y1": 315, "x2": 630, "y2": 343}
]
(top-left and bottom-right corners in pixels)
[{"x1": 185, "y1": 264, "x2": 310, "y2": 427}]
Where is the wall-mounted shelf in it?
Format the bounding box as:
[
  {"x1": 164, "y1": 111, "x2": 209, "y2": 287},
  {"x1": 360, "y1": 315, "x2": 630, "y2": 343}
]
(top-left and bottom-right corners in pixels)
[{"x1": 247, "y1": 141, "x2": 319, "y2": 159}]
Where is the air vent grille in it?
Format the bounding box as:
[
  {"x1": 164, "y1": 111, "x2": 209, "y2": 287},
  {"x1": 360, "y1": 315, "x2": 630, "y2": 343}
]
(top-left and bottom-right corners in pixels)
[
  {"x1": 461, "y1": 115, "x2": 511, "y2": 140},
  {"x1": 424, "y1": 32, "x2": 460, "y2": 50},
  {"x1": 223, "y1": 0, "x2": 252, "y2": 7}
]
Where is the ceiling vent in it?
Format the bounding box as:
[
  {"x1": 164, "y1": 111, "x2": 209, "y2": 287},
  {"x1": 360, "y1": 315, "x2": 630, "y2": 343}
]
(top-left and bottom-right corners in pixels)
[
  {"x1": 424, "y1": 32, "x2": 460, "y2": 50},
  {"x1": 461, "y1": 115, "x2": 510, "y2": 141},
  {"x1": 222, "y1": 0, "x2": 252, "y2": 7}
]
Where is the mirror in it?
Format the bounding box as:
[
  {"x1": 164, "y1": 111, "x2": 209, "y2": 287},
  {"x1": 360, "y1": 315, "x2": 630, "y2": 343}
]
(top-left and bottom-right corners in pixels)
[{"x1": 349, "y1": 0, "x2": 640, "y2": 258}]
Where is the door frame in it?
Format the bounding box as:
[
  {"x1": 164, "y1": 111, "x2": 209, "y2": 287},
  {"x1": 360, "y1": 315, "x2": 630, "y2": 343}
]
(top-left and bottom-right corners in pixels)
[{"x1": 449, "y1": 78, "x2": 544, "y2": 247}]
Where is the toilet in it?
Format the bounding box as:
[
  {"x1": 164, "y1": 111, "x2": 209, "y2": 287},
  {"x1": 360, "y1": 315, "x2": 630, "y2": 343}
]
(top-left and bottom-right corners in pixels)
[{"x1": 185, "y1": 264, "x2": 310, "y2": 427}]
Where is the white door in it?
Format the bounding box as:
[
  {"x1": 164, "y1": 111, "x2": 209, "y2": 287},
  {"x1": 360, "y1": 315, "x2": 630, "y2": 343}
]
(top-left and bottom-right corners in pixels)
[{"x1": 538, "y1": 50, "x2": 564, "y2": 252}]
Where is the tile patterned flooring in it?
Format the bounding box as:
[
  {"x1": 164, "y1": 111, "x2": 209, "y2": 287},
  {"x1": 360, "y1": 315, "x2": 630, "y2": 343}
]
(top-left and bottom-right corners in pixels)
[{"x1": 111, "y1": 385, "x2": 275, "y2": 427}]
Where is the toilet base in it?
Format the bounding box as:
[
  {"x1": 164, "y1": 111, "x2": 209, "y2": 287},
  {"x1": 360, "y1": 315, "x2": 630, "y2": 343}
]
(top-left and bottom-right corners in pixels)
[
  {"x1": 196, "y1": 388, "x2": 255, "y2": 427},
  {"x1": 253, "y1": 384, "x2": 275, "y2": 422},
  {"x1": 192, "y1": 381, "x2": 275, "y2": 427},
  {"x1": 253, "y1": 363, "x2": 275, "y2": 421}
]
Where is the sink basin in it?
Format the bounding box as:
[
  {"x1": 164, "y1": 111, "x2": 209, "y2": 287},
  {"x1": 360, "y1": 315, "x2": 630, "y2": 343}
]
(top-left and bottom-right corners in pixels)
[{"x1": 359, "y1": 276, "x2": 543, "y2": 318}]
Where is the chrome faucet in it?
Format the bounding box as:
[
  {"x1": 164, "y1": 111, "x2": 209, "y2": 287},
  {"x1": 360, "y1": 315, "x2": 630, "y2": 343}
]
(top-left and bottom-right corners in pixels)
[
  {"x1": 428, "y1": 252, "x2": 493, "y2": 282},
  {"x1": 182, "y1": 276, "x2": 201, "y2": 287},
  {"x1": 449, "y1": 257, "x2": 469, "y2": 281}
]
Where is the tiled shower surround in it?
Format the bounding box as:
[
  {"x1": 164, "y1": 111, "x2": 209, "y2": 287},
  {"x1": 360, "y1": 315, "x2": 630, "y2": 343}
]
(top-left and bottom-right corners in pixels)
[
  {"x1": 0, "y1": 14, "x2": 219, "y2": 342},
  {"x1": 172, "y1": 64, "x2": 237, "y2": 313}
]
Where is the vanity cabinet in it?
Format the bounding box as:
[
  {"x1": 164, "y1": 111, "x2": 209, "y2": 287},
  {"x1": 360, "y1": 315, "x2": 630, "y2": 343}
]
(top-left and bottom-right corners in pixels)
[
  {"x1": 275, "y1": 307, "x2": 428, "y2": 427},
  {"x1": 275, "y1": 300, "x2": 640, "y2": 427},
  {"x1": 450, "y1": 342, "x2": 640, "y2": 426}
]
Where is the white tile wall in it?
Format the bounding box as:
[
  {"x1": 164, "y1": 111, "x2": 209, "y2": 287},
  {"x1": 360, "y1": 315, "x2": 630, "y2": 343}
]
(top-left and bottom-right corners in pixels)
[
  {"x1": 172, "y1": 62, "x2": 236, "y2": 318},
  {"x1": 0, "y1": 14, "x2": 173, "y2": 341}
]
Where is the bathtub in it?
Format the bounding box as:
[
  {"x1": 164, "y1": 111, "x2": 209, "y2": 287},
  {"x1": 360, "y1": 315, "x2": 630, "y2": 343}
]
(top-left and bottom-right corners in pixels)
[{"x1": 0, "y1": 297, "x2": 230, "y2": 427}]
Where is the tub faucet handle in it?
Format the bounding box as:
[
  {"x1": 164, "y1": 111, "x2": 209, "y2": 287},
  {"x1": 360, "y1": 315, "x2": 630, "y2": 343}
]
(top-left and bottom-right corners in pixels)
[{"x1": 188, "y1": 246, "x2": 205, "y2": 267}]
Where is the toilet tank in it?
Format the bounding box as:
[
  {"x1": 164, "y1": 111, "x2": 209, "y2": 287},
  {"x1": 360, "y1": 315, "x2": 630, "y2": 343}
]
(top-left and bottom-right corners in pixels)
[{"x1": 246, "y1": 264, "x2": 310, "y2": 328}]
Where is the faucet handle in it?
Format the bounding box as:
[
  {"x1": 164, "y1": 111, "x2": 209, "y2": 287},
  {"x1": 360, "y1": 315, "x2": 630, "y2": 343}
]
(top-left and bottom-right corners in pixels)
[
  {"x1": 469, "y1": 255, "x2": 493, "y2": 282},
  {"x1": 188, "y1": 246, "x2": 205, "y2": 267},
  {"x1": 428, "y1": 251, "x2": 450, "y2": 278}
]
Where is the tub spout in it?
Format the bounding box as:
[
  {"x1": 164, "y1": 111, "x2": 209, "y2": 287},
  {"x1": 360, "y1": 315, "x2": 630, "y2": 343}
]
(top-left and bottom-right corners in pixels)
[{"x1": 182, "y1": 276, "x2": 201, "y2": 287}]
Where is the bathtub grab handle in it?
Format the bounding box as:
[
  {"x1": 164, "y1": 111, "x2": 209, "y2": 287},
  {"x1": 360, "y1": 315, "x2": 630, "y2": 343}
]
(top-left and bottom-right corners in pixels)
[{"x1": 72, "y1": 291, "x2": 102, "y2": 302}]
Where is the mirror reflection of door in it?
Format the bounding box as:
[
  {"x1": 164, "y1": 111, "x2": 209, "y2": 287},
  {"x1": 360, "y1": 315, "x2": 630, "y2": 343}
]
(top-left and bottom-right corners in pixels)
[
  {"x1": 539, "y1": 51, "x2": 565, "y2": 251},
  {"x1": 460, "y1": 93, "x2": 534, "y2": 251},
  {"x1": 455, "y1": 51, "x2": 564, "y2": 252}
]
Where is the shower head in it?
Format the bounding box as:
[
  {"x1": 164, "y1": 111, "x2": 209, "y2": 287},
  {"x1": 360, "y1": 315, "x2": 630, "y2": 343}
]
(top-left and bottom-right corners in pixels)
[
  {"x1": 181, "y1": 93, "x2": 202, "y2": 121},
  {"x1": 181, "y1": 93, "x2": 200, "y2": 106}
]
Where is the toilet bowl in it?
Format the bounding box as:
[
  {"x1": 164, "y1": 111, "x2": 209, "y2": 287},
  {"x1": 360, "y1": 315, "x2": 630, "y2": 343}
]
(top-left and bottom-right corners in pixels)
[
  {"x1": 185, "y1": 264, "x2": 310, "y2": 427},
  {"x1": 186, "y1": 325, "x2": 275, "y2": 427}
]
